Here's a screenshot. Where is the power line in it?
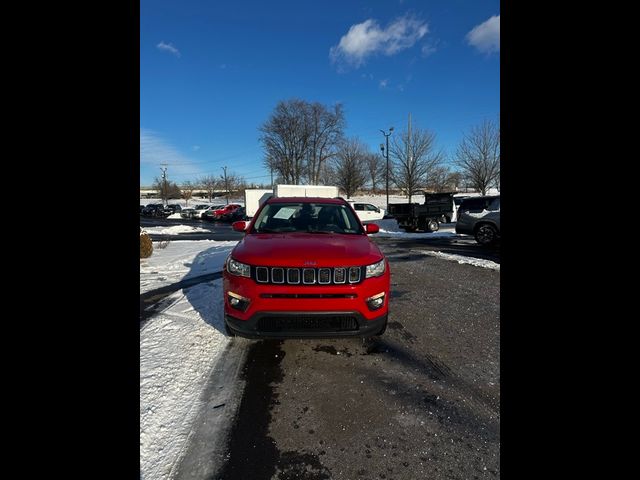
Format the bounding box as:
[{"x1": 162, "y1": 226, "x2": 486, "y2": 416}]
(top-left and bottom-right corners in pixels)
[{"x1": 162, "y1": 147, "x2": 260, "y2": 166}]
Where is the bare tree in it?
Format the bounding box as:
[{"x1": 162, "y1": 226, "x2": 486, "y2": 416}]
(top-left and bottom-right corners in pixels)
[
  {"x1": 446, "y1": 171, "x2": 464, "y2": 192},
  {"x1": 152, "y1": 176, "x2": 181, "y2": 201},
  {"x1": 454, "y1": 119, "x2": 500, "y2": 195},
  {"x1": 260, "y1": 99, "x2": 311, "y2": 184},
  {"x1": 318, "y1": 162, "x2": 336, "y2": 186},
  {"x1": 260, "y1": 99, "x2": 345, "y2": 186},
  {"x1": 333, "y1": 138, "x2": 368, "y2": 198},
  {"x1": 425, "y1": 166, "x2": 452, "y2": 192},
  {"x1": 305, "y1": 102, "x2": 345, "y2": 184},
  {"x1": 219, "y1": 170, "x2": 246, "y2": 202},
  {"x1": 364, "y1": 152, "x2": 385, "y2": 193},
  {"x1": 181, "y1": 181, "x2": 194, "y2": 206},
  {"x1": 389, "y1": 127, "x2": 445, "y2": 204},
  {"x1": 198, "y1": 175, "x2": 220, "y2": 203}
]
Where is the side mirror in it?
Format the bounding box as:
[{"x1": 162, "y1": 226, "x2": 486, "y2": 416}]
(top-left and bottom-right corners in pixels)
[
  {"x1": 232, "y1": 221, "x2": 247, "y2": 232},
  {"x1": 376, "y1": 207, "x2": 380, "y2": 213},
  {"x1": 365, "y1": 223, "x2": 379, "y2": 234}
]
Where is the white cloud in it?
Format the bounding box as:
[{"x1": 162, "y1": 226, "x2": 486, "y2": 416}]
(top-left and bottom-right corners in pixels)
[
  {"x1": 379, "y1": 79, "x2": 389, "y2": 88},
  {"x1": 421, "y1": 43, "x2": 437, "y2": 57},
  {"x1": 156, "y1": 41, "x2": 181, "y2": 57},
  {"x1": 330, "y1": 14, "x2": 428, "y2": 68},
  {"x1": 140, "y1": 129, "x2": 202, "y2": 177},
  {"x1": 466, "y1": 15, "x2": 500, "y2": 54}
]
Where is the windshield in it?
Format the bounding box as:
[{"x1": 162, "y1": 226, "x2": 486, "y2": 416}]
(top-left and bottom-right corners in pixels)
[{"x1": 252, "y1": 202, "x2": 364, "y2": 234}]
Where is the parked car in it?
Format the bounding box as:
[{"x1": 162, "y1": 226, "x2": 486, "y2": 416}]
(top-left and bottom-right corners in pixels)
[
  {"x1": 180, "y1": 208, "x2": 196, "y2": 219},
  {"x1": 452, "y1": 195, "x2": 471, "y2": 223},
  {"x1": 141, "y1": 203, "x2": 166, "y2": 217},
  {"x1": 140, "y1": 205, "x2": 145, "y2": 214},
  {"x1": 223, "y1": 206, "x2": 248, "y2": 222},
  {"x1": 163, "y1": 204, "x2": 182, "y2": 216},
  {"x1": 223, "y1": 197, "x2": 390, "y2": 338},
  {"x1": 201, "y1": 204, "x2": 229, "y2": 221},
  {"x1": 347, "y1": 201, "x2": 386, "y2": 223},
  {"x1": 455, "y1": 195, "x2": 500, "y2": 245},
  {"x1": 208, "y1": 203, "x2": 242, "y2": 221},
  {"x1": 194, "y1": 204, "x2": 224, "y2": 219}
]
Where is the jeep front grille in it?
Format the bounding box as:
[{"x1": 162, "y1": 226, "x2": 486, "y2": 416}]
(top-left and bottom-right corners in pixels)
[{"x1": 252, "y1": 266, "x2": 364, "y2": 285}]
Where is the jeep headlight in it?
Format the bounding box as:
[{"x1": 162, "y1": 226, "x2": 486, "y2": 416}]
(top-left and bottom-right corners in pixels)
[
  {"x1": 226, "y1": 256, "x2": 251, "y2": 278},
  {"x1": 365, "y1": 259, "x2": 386, "y2": 278}
]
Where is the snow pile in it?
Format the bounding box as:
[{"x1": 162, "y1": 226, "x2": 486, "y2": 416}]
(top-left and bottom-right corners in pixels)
[
  {"x1": 371, "y1": 218, "x2": 402, "y2": 233},
  {"x1": 375, "y1": 223, "x2": 458, "y2": 238},
  {"x1": 412, "y1": 249, "x2": 500, "y2": 270},
  {"x1": 140, "y1": 281, "x2": 230, "y2": 479},
  {"x1": 143, "y1": 225, "x2": 210, "y2": 235},
  {"x1": 167, "y1": 213, "x2": 183, "y2": 219},
  {"x1": 140, "y1": 240, "x2": 238, "y2": 293}
]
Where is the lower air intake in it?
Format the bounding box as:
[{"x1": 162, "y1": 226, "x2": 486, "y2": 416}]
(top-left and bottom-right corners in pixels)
[{"x1": 257, "y1": 315, "x2": 358, "y2": 332}]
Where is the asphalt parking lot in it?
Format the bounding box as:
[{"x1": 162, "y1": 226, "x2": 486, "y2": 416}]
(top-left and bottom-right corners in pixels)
[
  {"x1": 141, "y1": 217, "x2": 500, "y2": 479},
  {"x1": 209, "y1": 242, "x2": 499, "y2": 480}
]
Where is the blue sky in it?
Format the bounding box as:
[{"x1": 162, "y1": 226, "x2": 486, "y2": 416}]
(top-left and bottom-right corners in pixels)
[{"x1": 140, "y1": 0, "x2": 499, "y2": 186}]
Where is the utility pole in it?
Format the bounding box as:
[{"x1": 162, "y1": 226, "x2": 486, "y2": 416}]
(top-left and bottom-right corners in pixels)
[
  {"x1": 160, "y1": 164, "x2": 168, "y2": 206},
  {"x1": 379, "y1": 127, "x2": 394, "y2": 213},
  {"x1": 407, "y1": 112, "x2": 412, "y2": 204},
  {"x1": 222, "y1": 166, "x2": 229, "y2": 204}
]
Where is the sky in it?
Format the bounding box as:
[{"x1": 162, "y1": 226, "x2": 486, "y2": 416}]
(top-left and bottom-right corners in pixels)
[{"x1": 140, "y1": 0, "x2": 500, "y2": 187}]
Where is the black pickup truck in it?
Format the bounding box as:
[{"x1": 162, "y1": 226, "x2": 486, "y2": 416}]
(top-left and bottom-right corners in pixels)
[{"x1": 387, "y1": 192, "x2": 455, "y2": 232}]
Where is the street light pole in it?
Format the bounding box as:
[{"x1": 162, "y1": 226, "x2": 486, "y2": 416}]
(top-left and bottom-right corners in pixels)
[
  {"x1": 380, "y1": 127, "x2": 394, "y2": 213},
  {"x1": 160, "y1": 164, "x2": 168, "y2": 207}
]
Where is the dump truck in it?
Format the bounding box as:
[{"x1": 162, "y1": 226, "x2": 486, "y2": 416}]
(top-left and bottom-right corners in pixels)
[{"x1": 387, "y1": 192, "x2": 455, "y2": 232}]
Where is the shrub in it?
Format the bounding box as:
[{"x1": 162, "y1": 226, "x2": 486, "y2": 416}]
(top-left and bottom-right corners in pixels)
[{"x1": 140, "y1": 231, "x2": 153, "y2": 258}]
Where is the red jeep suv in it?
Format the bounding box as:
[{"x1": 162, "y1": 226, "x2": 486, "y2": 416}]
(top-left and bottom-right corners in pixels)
[{"x1": 223, "y1": 197, "x2": 390, "y2": 338}]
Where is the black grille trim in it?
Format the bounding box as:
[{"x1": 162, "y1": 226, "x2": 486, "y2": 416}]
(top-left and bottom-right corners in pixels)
[{"x1": 250, "y1": 266, "x2": 365, "y2": 285}]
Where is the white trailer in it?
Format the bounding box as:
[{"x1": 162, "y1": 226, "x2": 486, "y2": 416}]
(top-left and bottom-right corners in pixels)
[
  {"x1": 244, "y1": 189, "x2": 274, "y2": 218},
  {"x1": 274, "y1": 184, "x2": 339, "y2": 198}
]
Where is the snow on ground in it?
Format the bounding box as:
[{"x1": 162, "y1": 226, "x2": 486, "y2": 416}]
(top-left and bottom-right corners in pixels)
[
  {"x1": 143, "y1": 225, "x2": 211, "y2": 235},
  {"x1": 167, "y1": 213, "x2": 183, "y2": 219},
  {"x1": 373, "y1": 218, "x2": 459, "y2": 238},
  {"x1": 411, "y1": 249, "x2": 500, "y2": 270},
  {"x1": 140, "y1": 240, "x2": 238, "y2": 293},
  {"x1": 140, "y1": 280, "x2": 230, "y2": 479}
]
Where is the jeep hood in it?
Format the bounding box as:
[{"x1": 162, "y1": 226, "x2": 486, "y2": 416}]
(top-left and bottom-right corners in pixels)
[{"x1": 231, "y1": 233, "x2": 384, "y2": 267}]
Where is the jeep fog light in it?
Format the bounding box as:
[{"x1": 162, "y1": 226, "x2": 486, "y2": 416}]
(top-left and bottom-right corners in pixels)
[
  {"x1": 366, "y1": 292, "x2": 385, "y2": 310},
  {"x1": 227, "y1": 291, "x2": 251, "y2": 312}
]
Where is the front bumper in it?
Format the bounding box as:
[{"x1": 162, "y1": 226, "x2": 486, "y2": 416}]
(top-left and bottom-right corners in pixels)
[
  {"x1": 225, "y1": 310, "x2": 388, "y2": 339},
  {"x1": 223, "y1": 267, "x2": 390, "y2": 338}
]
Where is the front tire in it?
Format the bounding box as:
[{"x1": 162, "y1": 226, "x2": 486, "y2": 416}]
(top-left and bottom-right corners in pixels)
[
  {"x1": 475, "y1": 224, "x2": 497, "y2": 245},
  {"x1": 426, "y1": 219, "x2": 439, "y2": 232}
]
